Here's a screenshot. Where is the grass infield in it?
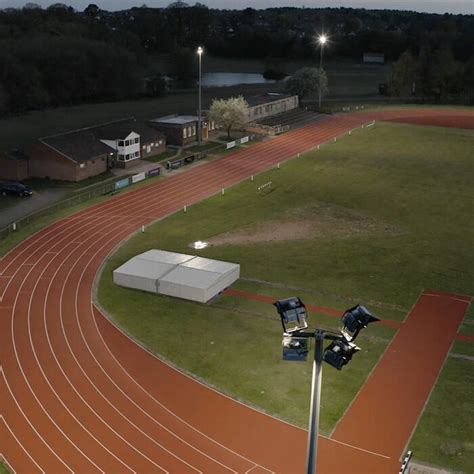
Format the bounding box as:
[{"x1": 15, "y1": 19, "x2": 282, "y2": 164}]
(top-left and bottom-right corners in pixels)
[{"x1": 98, "y1": 121, "x2": 473, "y2": 469}]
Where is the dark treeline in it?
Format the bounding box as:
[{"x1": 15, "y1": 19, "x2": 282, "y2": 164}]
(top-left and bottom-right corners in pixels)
[{"x1": 0, "y1": 2, "x2": 473, "y2": 116}]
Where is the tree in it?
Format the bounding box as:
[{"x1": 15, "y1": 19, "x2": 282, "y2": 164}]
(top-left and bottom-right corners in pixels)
[
  {"x1": 84, "y1": 4, "x2": 100, "y2": 18},
  {"x1": 170, "y1": 47, "x2": 197, "y2": 86},
  {"x1": 389, "y1": 50, "x2": 419, "y2": 96},
  {"x1": 209, "y1": 96, "x2": 249, "y2": 139},
  {"x1": 286, "y1": 67, "x2": 328, "y2": 104},
  {"x1": 263, "y1": 57, "x2": 287, "y2": 80}
]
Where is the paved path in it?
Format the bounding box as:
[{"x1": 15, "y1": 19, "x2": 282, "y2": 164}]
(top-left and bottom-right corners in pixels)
[
  {"x1": 1, "y1": 108, "x2": 473, "y2": 473},
  {"x1": 0, "y1": 189, "x2": 67, "y2": 229}
]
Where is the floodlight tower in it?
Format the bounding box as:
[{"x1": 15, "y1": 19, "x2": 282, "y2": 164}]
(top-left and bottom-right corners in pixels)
[
  {"x1": 317, "y1": 35, "x2": 327, "y2": 108},
  {"x1": 274, "y1": 299, "x2": 379, "y2": 474},
  {"x1": 197, "y1": 46, "x2": 204, "y2": 145}
]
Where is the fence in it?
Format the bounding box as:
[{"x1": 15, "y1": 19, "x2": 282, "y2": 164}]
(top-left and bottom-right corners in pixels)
[{"x1": 0, "y1": 167, "x2": 162, "y2": 241}]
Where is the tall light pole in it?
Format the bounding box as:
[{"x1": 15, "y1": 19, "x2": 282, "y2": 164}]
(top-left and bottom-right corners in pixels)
[
  {"x1": 275, "y1": 298, "x2": 380, "y2": 473},
  {"x1": 197, "y1": 46, "x2": 203, "y2": 145},
  {"x1": 317, "y1": 35, "x2": 327, "y2": 108}
]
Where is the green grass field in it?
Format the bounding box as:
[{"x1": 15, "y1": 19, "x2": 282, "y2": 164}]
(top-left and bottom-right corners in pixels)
[{"x1": 97, "y1": 121, "x2": 474, "y2": 471}]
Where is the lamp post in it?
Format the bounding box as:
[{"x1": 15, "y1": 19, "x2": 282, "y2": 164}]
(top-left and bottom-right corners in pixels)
[
  {"x1": 197, "y1": 46, "x2": 203, "y2": 145},
  {"x1": 275, "y1": 298, "x2": 379, "y2": 473},
  {"x1": 317, "y1": 35, "x2": 327, "y2": 108}
]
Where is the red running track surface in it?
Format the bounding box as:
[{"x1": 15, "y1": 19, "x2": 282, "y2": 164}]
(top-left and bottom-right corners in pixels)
[{"x1": 0, "y1": 109, "x2": 472, "y2": 473}]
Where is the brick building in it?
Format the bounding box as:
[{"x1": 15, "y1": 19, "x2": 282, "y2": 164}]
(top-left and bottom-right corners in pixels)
[
  {"x1": 149, "y1": 115, "x2": 216, "y2": 146},
  {"x1": 1, "y1": 118, "x2": 167, "y2": 182},
  {"x1": 0, "y1": 150, "x2": 29, "y2": 181}
]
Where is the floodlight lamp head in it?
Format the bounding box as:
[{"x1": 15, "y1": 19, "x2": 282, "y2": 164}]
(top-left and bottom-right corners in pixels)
[
  {"x1": 323, "y1": 339, "x2": 360, "y2": 370},
  {"x1": 197, "y1": 46, "x2": 204, "y2": 55},
  {"x1": 319, "y1": 35, "x2": 327, "y2": 45},
  {"x1": 274, "y1": 297, "x2": 308, "y2": 334},
  {"x1": 341, "y1": 305, "x2": 380, "y2": 341}
]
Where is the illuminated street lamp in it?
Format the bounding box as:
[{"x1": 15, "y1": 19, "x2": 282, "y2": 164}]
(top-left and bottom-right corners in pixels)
[
  {"x1": 317, "y1": 35, "x2": 327, "y2": 108},
  {"x1": 275, "y1": 297, "x2": 379, "y2": 473},
  {"x1": 197, "y1": 46, "x2": 204, "y2": 145}
]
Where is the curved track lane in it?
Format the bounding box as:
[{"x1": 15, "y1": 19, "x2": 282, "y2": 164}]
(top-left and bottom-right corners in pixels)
[{"x1": 1, "y1": 109, "x2": 472, "y2": 473}]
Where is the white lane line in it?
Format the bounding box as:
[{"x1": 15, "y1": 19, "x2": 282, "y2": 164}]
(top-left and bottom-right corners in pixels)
[
  {"x1": 325, "y1": 436, "x2": 391, "y2": 459},
  {"x1": 0, "y1": 214, "x2": 106, "y2": 301},
  {"x1": 26, "y1": 233, "x2": 114, "y2": 473},
  {"x1": 35, "y1": 219, "x2": 140, "y2": 471},
  {"x1": 54, "y1": 222, "x2": 173, "y2": 472},
  {"x1": 6, "y1": 215, "x2": 135, "y2": 472},
  {"x1": 0, "y1": 414, "x2": 43, "y2": 474},
  {"x1": 70, "y1": 228, "x2": 233, "y2": 473},
  {"x1": 0, "y1": 366, "x2": 68, "y2": 472}
]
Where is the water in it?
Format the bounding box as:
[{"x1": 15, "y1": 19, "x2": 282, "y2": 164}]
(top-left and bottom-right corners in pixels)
[{"x1": 201, "y1": 72, "x2": 281, "y2": 87}]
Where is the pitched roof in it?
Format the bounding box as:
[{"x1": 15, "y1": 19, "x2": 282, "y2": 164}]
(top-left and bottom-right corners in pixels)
[{"x1": 40, "y1": 118, "x2": 165, "y2": 164}]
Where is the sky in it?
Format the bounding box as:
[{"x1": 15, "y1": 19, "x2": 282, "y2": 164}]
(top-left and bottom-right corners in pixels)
[{"x1": 0, "y1": 0, "x2": 472, "y2": 15}]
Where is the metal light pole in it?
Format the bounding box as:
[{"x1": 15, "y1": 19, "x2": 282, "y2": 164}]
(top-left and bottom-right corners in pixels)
[
  {"x1": 197, "y1": 46, "x2": 203, "y2": 145},
  {"x1": 318, "y1": 35, "x2": 327, "y2": 108},
  {"x1": 275, "y1": 298, "x2": 380, "y2": 474},
  {"x1": 306, "y1": 330, "x2": 324, "y2": 474}
]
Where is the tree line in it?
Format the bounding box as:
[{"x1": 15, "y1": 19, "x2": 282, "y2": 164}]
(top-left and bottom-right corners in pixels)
[{"x1": 0, "y1": 2, "x2": 473, "y2": 116}]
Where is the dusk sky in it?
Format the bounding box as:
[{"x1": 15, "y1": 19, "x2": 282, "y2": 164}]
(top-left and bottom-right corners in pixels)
[{"x1": 0, "y1": 0, "x2": 472, "y2": 15}]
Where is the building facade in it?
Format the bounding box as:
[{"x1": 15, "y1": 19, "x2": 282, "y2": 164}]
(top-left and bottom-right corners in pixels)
[{"x1": 245, "y1": 93, "x2": 299, "y2": 123}]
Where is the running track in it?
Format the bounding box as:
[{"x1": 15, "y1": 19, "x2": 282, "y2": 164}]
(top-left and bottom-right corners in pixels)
[{"x1": 1, "y1": 108, "x2": 473, "y2": 473}]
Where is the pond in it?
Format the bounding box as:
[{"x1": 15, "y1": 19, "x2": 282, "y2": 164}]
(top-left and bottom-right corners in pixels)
[{"x1": 201, "y1": 72, "x2": 284, "y2": 87}]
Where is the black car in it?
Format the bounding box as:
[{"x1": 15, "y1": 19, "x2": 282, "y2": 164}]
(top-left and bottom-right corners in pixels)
[{"x1": 1, "y1": 182, "x2": 33, "y2": 197}]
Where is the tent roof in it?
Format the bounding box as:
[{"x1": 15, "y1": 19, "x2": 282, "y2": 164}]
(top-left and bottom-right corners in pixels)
[
  {"x1": 180, "y1": 256, "x2": 238, "y2": 274},
  {"x1": 138, "y1": 249, "x2": 195, "y2": 265},
  {"x1": 114, "y1": 258, "x2": 175, "y2": 280},
  {"x1": 160, "y1": 266, "x2": 226, "y2": 289}
]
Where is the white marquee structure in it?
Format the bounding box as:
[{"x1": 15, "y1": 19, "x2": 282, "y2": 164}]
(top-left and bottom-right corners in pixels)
[{"x1": 113, "y1": 249, "x2": 240, "y2": 303}]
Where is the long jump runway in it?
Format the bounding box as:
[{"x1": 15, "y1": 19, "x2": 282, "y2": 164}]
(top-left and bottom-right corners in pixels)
[{"x1": 0, "y1": 109, "x2": 472, "y2": 472}]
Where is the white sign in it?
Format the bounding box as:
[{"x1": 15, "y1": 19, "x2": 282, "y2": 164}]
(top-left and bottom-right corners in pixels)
[
  {"x1": 132, "y1": 172, "x2": 146, "y2": 183},
  {"x1": 240, "y1": 136, "x2": 249, "y2": 144},
  {"x1": 226, "y1": 141, "x2": 236, "y2": 150}
]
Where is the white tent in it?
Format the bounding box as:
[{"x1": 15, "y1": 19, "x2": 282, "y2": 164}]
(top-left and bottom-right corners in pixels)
[{"x1": 113, "y1": 250, "x2": 240, "y2": 303}]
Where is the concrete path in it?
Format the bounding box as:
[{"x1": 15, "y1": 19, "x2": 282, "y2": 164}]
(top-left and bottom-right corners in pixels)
[{"x1": 0, "y1": 188, "x2": 68, "y2": 229}]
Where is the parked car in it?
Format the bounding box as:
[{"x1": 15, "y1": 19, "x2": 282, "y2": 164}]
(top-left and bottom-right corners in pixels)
[{"x1": 1, "y1": 182, "x2": 33, "y2": 197}]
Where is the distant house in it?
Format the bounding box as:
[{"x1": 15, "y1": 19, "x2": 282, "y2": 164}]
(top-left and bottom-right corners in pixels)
[
  {"x1": 0, "y1": 150, "x2": 29, "y2": 181},
  {"x1": 363, "y1": 53, "x2": 385, "y2": 64},
  {"x1": 23, "y1": 119, "x2": 166, "y2": 181},
  {"x1": 245, "y1": 93, "x2": 299, "y2": 123},
  {"x1": 149, "y1": 115, "x2": 216, "y2": 146}
]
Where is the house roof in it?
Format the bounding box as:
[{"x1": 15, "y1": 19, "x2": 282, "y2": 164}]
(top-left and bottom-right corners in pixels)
[{"x1": 40, "y1": 118, "x2": 165, "y2": 164}]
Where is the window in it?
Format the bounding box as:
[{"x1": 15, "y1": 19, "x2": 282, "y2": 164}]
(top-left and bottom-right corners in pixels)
[
  {"x1": 192, "y1": 126, "x2": 196, "y2": 136},
  {"x1": 118, "y1": 140, "x2": 124, "y2": 147},
  {"x1": 188, "y1": 126, "x2": 192, "y2": 137},
  {"x1": 118, "y1": 155, "x2": 125, "y2": 161},
  {"x1": 183, "y1": 128, "x2": 187, "y2": 138},
  {"x1": 135, "y1": 137, "x2": 139, "y2": 144},
  {"x1": 125, "y1": 140, "x2": 130, "y2": 146},
  {"x1": 142, "y1": 145, "x2": 146, "y2": 150}
]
